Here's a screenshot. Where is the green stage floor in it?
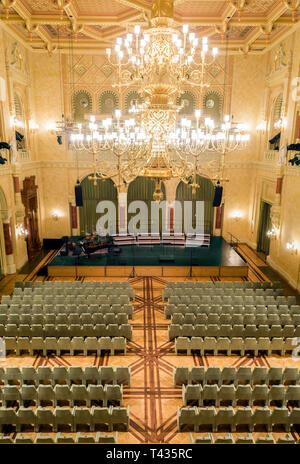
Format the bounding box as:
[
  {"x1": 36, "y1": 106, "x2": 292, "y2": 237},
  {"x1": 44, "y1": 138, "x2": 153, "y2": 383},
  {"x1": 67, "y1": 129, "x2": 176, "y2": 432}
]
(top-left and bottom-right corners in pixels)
[{"x1": 48, "y1": 237, "x2": 247, "y2": 268}]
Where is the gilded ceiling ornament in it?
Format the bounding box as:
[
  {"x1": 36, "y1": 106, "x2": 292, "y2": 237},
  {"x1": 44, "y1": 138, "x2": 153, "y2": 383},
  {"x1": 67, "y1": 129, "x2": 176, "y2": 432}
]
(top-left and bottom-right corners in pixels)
[
  {"x1": 51, "y1": 0, "x2": 70, "y2": 17},
  {"x1": 230, "y1": 0, "x2": 251, "y2": 20},
  {"x1": 282, "y1": 0, "x2": 300, "y2": 21},
  {"x1": 0, "y1": 0, "x2": 15, "y2": 19},
  {"x1": 151, "y1": 0, "x2": 174, "y2": 19}
]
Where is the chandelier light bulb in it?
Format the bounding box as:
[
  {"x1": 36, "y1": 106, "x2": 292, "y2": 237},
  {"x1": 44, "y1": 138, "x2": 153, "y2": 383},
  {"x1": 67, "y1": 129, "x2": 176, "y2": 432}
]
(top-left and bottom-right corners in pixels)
[{"x1": 64, "y1": 21, "x2": 251, "y2": 182}]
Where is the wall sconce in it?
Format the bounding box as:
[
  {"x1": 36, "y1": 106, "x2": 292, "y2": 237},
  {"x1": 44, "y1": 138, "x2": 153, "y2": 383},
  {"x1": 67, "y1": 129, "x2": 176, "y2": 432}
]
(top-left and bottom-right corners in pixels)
[
  {"x1": 231, "y1": 211, "x2": 243, "y2": 222},
  {"x1": 256, "y1": 120, "x2": 267, "y2": 132},
  {"x1": 10, "y1": 116, "x2": 24, "y2": 129},
  {"x1": 29, "y1": 120, "x2": 39, "y2": 131},
  {"x1": 274, "y1": 117, "x2": 287, "y2": 129},
  {"x1": 46, "y1": 122, "x2": 56, "y2": 135},
  {"x1": 267, "y1": 227, "x2": 279, "y2": 240},
  {"x1": 51, "y1": 210, "x2": 62, "y2": 221},
  {"x1": 16, "y1": 224, "x2": 28, "y2": 238},
  {"x1": 286, "y1": 242, "x2": 298, "y2": 255}
]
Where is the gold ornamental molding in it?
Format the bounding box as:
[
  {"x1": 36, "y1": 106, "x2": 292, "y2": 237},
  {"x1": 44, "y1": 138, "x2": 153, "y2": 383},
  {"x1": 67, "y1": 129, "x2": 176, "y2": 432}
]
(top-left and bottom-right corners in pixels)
[{"x1": 0, "y1": 0, "x2": 299, "y2": 54}]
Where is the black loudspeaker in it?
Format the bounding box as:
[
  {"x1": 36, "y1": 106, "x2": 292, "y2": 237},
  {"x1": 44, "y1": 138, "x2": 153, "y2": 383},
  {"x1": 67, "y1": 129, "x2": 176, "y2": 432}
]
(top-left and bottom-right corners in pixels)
[
  {"x1": 213, "y1": 186, "x2": 223, "y2": 207},
  {"x1": 75, "y1": 180, "x2": 83, "y2": 207}
]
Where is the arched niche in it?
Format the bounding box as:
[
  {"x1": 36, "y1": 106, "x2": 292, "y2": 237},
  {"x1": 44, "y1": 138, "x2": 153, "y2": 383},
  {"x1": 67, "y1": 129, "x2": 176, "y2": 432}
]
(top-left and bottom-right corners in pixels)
[
  {"x1": 72, "y1": 90, "x2": 92, "y2": 122},
  {"x1": 98, "y1": 91, "x2": 119, "y2": 115},
  {"x1": 177, "y1": 91, "x2": 196, "y2": 115},
  {"x1": 125, "y1": 90, "x2": 143, "y2": 114},
  {"x1": 176, "y1": 176, "x2": 215, "y2": 234},
  {"x1": 203, "y1": 91, "x2": 223, "y2": 125},
  {"x1": 127, "y1": 177, "x2": 166, "y2": 233},
  {"x1": 78, "y1": 175, "x2": 118, "y2": 235}
]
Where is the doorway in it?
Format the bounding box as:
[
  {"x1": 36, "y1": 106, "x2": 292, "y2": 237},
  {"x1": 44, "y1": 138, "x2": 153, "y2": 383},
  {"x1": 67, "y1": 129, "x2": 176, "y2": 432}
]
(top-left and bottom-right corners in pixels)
[
  {"x1": 21, "y1": 176, "x2": 41, "y2": 260},
  {"x1": 257, "y1": 201, "x2": 271, "y2": 256}
]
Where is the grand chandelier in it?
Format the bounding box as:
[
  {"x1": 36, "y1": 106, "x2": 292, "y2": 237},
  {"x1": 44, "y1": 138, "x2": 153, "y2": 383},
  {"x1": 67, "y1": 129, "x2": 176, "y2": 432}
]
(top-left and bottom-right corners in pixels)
[{"x1": 57, "y1": 0, "x2": 250, "y2": 197}]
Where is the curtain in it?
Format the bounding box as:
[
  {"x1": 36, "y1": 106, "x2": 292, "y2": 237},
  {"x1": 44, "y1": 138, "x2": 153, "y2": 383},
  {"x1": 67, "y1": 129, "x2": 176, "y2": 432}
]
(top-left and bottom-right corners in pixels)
[
  {"x1": 78, "y1": 176, "x2": 118, "y2": 235},
  {"x1": 176, "y1": 176, "x2": 215, "y2": 234},
  {"x1": 127, "y1": 177, "x2": 166, "y2": 233},
  {"x1": 257, "y1": 201, "x2": 271, "y2": 255}
]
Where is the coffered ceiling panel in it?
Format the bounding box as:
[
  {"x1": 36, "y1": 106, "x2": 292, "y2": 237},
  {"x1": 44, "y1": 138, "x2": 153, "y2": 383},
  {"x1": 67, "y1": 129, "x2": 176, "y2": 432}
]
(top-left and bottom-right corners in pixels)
[{"x1": 0, "y1": 0, "x2": 299, "y2": 54}]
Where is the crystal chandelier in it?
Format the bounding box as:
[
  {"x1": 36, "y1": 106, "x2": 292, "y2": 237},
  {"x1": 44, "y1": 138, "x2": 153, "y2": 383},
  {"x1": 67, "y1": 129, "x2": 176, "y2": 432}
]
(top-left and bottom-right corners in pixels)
[{"x1": 57, "y1": 0, "x2": 250, "y2": 197}]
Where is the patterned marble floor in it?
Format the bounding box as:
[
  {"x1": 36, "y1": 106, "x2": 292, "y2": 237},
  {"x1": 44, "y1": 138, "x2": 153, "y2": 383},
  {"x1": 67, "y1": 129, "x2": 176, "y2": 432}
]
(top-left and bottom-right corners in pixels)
[{"x1": 1, "y1": 274, "x2": 300, "y2": 443}]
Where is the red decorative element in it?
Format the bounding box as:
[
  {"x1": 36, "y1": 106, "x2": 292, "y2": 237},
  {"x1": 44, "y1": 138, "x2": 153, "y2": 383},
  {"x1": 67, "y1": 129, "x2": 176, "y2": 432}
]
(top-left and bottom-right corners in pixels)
[
  {"x1": 169, "y1": 207, "x2": 174, "y2": 232},
  {"x1": 71, "y1": 205, "x2": 78, "y2": 229},
  {"x1": 296, "y1": 114, "x2": 300, "y2": 139},
  {"x1": 276, "y1": 177, "x2": 283, "y2": 195},
  {"x1": 3, "y1": 223, "x2": 13, "y2": 255},
  {"x1": 13, "y1": 176, "x2": 20, "y2": 193},
  {"x1": 215, "y1": 206, "x2": 223, "y2": 229}
]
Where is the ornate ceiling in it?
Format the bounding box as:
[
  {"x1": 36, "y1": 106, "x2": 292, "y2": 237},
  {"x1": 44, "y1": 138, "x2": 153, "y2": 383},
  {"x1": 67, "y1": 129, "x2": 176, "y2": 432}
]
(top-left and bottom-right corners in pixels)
[{"x1": 0, "y1": 0, "x2": 299, "y2": 54}]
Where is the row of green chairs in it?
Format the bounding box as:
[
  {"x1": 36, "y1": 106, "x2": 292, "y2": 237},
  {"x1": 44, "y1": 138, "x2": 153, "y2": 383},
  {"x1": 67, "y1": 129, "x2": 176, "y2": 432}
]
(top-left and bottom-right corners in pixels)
[{"x1": 0, "y1": 431, "x2": 118, "y2": 444}]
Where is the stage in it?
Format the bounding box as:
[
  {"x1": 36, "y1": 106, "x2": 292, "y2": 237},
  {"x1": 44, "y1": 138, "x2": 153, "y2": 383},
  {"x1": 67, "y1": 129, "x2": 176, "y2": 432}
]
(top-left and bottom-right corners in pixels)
[{"x1": 47, "y1": 236, "x2": 248, "y2": 278}]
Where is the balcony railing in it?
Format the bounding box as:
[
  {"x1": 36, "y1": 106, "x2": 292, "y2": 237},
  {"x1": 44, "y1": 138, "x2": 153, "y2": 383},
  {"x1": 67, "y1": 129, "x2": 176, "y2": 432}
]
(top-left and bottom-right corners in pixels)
[
  {"x1": 264, "y1": 150, "x2": 280, "y2": 164},
  {"x1": 17, "y1": 149, "x2": 31, "y2": 162}
]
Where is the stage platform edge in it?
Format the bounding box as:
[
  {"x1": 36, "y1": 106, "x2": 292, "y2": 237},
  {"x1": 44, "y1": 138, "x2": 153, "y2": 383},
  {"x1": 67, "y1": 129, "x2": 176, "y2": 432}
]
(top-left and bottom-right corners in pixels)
[{"x1": 47, "y1": 265, "x2": 248, "y2": 278}]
